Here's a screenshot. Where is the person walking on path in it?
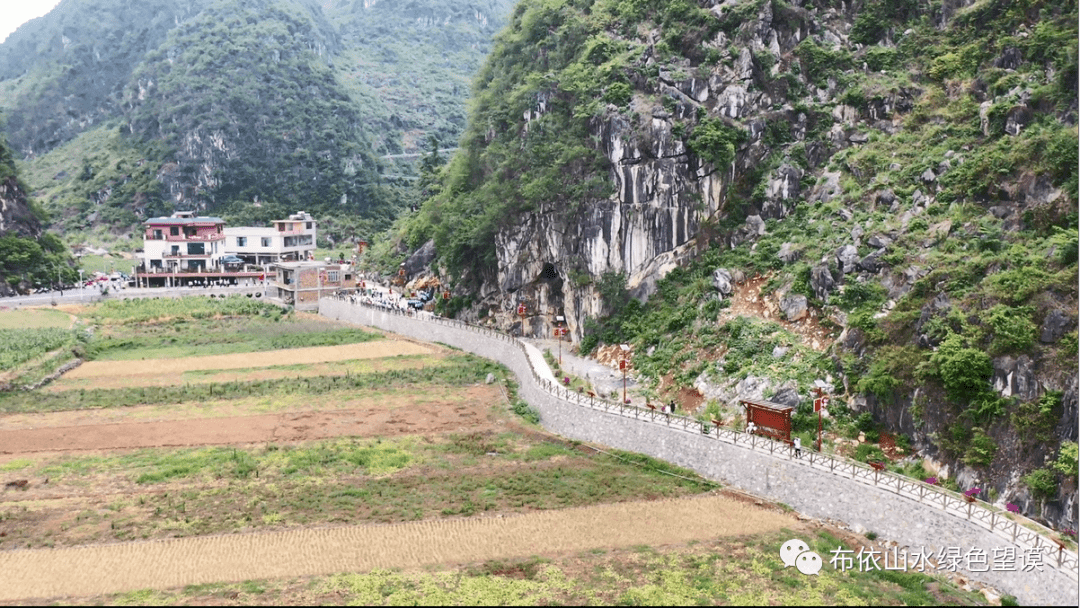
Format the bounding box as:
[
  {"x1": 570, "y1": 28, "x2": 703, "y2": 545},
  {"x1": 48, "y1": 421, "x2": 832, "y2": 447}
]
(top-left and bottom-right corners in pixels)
[{"x1": 794, "y1": 437, "x2": 802, "y2": 458}]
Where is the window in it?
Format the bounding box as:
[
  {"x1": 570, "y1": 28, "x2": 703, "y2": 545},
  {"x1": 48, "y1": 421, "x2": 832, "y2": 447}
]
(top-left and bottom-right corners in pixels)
[
  {"x1": 327, "y1": 271, "x2": 340, "y2": 282},
  {"x1": 187, "y1": 243, "x2": 205, "y2": 255},
  {"x1": 236, "y1": 237, "x2": 247, "y2": 247},
  {"x1": 278, "y1": 223, "x2": 286, "y2": 232},
  {"x1": 171, "y1": 245, "x2": 180, "y2": 256},
  {"x1": 170, "y1": 227, "x2": 179, "y2": 236},
  {"x1": 306, "y1": 222, "x2": 312, "y2": 229},
  {"x1": 262, "y1": 237, "x2": 271, "y2": 247},
  {"x1": 153, "y1": 229, "x2": 163, "y2": 240},
  {"x1": 184, "y1": 227, "x2": 196, "y2": 238}
]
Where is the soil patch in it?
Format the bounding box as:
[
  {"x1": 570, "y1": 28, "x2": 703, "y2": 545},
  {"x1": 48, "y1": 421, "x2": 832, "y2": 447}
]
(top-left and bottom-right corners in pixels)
[
  {"x1": 719, "y1": 273, "x2": 837, "y2": 351},
  {"x1": 0, "y1": 385, "x2": 500, "y2": 455}
]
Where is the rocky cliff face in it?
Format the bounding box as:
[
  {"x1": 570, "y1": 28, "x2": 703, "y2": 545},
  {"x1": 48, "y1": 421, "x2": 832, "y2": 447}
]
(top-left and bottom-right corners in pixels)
[
  {"x1": 462, "y1": 0, "x2": 842, "y2": 338},
  {"x1": 405, "y1": 0, "x2": 1077, "y2": 530}
]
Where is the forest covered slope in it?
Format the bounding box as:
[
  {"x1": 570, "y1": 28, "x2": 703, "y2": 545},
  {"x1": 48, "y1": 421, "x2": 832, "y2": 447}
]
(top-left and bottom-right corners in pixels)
[
  {"x1": 389, "y1": 0, "x2": 1078, "y2": 531},
  {"x1": 0, "y1": 0, "x2": 515, "y2": 241}
]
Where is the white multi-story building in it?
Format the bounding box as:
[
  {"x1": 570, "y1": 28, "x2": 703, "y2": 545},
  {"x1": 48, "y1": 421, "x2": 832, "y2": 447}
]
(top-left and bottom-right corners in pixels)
[
  {"x1": 224, "y1": 211, "x2": 317, "y2": 265},
  {"x1": 141, "y1": 212, "x2": 226, "y2": 272}
]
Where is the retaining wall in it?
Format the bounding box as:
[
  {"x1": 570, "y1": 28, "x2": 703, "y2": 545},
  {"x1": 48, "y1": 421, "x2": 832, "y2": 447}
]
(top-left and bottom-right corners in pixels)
[{"x1": 321, "y1": 298, "x2": 1079, "y2": 605}]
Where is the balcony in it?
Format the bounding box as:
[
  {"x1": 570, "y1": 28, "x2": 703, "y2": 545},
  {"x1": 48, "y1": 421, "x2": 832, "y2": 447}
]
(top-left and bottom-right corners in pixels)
[
  {"x1": 145, "y1": 233, "x2": 224, "y2": 242},
  {"x1": 162, "y1": 253, "x2": 212, "y2": 258}
]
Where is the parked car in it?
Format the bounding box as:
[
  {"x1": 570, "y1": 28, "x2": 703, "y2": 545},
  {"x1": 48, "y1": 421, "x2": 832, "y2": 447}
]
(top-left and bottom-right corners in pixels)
[{"x1": 221, "y1": 255, "x2": 245, "y2": 267}]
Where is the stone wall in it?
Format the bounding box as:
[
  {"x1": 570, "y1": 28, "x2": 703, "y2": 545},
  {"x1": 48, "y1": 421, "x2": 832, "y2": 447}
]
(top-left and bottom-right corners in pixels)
[{"x1": 320, "y1": 298, "x2": 1079, "y2": 606}]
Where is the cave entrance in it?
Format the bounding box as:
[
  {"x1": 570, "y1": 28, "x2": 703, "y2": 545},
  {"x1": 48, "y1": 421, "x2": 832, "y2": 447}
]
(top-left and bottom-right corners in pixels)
[{"x1": 539, "y1": 262, "x2": 559, "y2": 281}]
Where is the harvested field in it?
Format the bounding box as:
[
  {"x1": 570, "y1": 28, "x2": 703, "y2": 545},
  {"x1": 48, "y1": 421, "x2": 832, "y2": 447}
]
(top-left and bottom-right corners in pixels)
[
  {"x1": 45, "y1": 355, "x2": 448, "y2": 391},
  {"x1": 0, "y1": 387, "x2": 487, "y2": 433},
  {"x1": 0, "y1": 494, "x2": 792, "y2": 601},
  {"x1": 65, "y1": 341, "x2": 437, "y2": 379},
  {"x1": 0, "y1": 386, "x2": 498, "y2": 455},
  {"x1": 7, "y1": 527, "x2": 989, "y2": 606}
]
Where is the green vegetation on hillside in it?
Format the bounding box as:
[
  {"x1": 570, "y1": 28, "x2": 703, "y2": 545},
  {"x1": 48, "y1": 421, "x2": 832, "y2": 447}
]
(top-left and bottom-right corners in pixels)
[
  {"x1": 386, "y1": 0, "x2": 1077, "y2": 523},
  {"x1": 125, "y1": 0, "x2": 395, "y2": 221},
  {"x1": 401, "y1": 0, "x2": 729, "y2": 279}
]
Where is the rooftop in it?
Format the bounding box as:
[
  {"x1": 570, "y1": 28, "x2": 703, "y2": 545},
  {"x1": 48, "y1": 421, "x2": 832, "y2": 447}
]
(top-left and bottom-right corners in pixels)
[
  {"x1": 273, "y1": 261, "x2": 342, "y2": 269},
  {"x1": 738, "y1": 398, "x2": 795, "y2": 413},
  {"x1": 223, "y1": 226, "x2": 278, "y2": 235},
  {"x1": 146, "y1": 215, "x2": 225, "y2": 225}
]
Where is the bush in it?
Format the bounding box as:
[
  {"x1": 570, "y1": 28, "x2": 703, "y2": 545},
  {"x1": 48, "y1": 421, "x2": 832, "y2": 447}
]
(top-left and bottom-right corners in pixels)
[
  {"x1": 1024, "y1": 468, "x2": 1058, "y2": 500},
  {"x1": 963, "y1": 428, "x2": 997, "y2": 467},
  {"x1": 855, "y1": 443, "x2": 886, "y2": 463},
  {"x1": 1051, "y1": 442, "x2": 1079, "y2": 478},
  {"x1": 985, "y1": 305, "x2": 1036, "y2": 353},
  {"x1": 511, "y1": 399, "x2": 541, "y2": 424},
  {"x1": 930, "y1": 334, "x2": 993, "y2": 403},
  {"x1": 687, "y1": 118, "x2": 745, "y2": 168}
]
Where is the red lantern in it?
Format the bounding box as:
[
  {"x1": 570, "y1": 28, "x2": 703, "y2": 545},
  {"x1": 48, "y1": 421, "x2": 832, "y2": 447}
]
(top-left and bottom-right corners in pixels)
[{"x1": 517, "y1": 304, "x2": 526, "y2": 316}]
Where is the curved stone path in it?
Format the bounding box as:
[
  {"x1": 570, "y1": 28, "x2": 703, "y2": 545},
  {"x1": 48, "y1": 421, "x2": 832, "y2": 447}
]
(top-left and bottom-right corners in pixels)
[{"x1": 0, "y1": 494, "x2": 790, "y2": 601}]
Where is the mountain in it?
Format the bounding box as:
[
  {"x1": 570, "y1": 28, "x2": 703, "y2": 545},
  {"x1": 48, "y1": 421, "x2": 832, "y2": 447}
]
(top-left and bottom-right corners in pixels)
[
  {"x1": 395, "y1": 0, "x2": 1078, "y2": 529},
  {"x1": 0, "y1": 136, "x2": 75, "y2": 296},
  {"x1": 0, "y1": 0, "x2": 515, "y2": 241},
  {"x1": 326, "y1": 0, "x2": 518, "y2": 155}
]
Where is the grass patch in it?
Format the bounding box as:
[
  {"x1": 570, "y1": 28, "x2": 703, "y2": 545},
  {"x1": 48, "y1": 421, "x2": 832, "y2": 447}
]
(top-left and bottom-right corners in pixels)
[{"x1": 0, "y1": 308, "x2": 71, "y2": 329}]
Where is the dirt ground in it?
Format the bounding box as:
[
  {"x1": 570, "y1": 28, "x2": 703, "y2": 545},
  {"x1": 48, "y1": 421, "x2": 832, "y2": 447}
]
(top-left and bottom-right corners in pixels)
[
  {"x1": 0, "y1": 493, "x2": 796, "y2": 602},
  {"x1": 719, "y1": 274, "x2": 837, "y2": 352},
  {"x1": 0, "y1": 385, "x2": 500, "y2": 456},
  {"x1": 0, "y1": 387, "x2": 486, "y2": 435},
  {"x1": 63, "y1": 341, "x2": 437, "y2": 380}
]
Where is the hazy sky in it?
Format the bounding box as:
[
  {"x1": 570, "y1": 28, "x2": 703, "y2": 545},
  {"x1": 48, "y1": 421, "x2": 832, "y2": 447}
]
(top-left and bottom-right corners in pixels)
[{"x1": 1, "y1": 0, "x2": 63, "y2": 44}]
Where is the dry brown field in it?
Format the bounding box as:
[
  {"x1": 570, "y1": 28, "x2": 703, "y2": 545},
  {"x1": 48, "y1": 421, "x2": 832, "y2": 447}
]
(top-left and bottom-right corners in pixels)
[
  {"x1": 0, "y1": 494, "x2": 795, "y2": 601},
  {"x1": 60, "y1": 341, "x2": 436, "y2": 381},
  {"x1": 45, "y1": 354, "x2": 447, "y2": 392}
]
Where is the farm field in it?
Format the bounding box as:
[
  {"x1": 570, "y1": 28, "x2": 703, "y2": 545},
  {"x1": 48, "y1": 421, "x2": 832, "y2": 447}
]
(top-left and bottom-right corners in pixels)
[
  {"x1": 0, "y1": 298, "x2": 991, "y2": 604},
  {"x1": 10, "y1": 530, "x2": 986, "y2": 606},
  {"x1": 0, "y1": 308, "x2": 83, "y2": 378}
]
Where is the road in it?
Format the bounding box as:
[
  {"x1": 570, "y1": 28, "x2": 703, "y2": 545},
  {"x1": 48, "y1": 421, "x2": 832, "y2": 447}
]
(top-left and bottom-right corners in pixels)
[{"x1": 0, "y1": 284, "x2": 267, "y2": 309}]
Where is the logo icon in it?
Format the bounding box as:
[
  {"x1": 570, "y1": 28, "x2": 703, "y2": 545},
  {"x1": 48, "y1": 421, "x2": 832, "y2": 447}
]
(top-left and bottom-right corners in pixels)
[
  {"x1": 780, "y1": 538, "x2": 823, "y2": 576},
  {"x1": 780, "y1": 539, "x2": 809, "y2": 568},
  {"x1": 797, "y1": 551, "x2": 823, "y2": 575}
]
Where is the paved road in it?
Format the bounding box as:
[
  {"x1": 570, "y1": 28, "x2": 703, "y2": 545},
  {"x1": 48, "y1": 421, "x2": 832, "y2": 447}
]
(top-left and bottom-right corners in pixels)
[
  {"x1": 0, "y1": 285, "x2": 267, "y2": 309},
  {"x1": 526, "y1": 338, "x2": 640, "y2": 400}
]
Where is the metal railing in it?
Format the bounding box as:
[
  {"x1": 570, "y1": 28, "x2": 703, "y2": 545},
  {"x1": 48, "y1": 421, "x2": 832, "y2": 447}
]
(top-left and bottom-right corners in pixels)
[{"x1": 325, "y1": 296, "x2": 1079, "y2": 578}]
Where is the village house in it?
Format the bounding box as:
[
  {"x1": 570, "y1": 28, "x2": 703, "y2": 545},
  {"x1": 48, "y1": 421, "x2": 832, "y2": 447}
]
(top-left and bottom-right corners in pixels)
[
  {"x1": 224, "y1": 211, "x2": 317, "y2": 265},
  {"x1": 141, "y1": 212, "x2": 227, "y2": 274},
  {"x1": 268, "y1": 260, "x2": 356, "y2": 310}
]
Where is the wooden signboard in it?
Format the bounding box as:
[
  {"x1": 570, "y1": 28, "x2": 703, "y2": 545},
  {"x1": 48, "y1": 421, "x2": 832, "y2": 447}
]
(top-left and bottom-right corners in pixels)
[{"x1": 740, "y1": 398, "x2": 795, "y2": 443}]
